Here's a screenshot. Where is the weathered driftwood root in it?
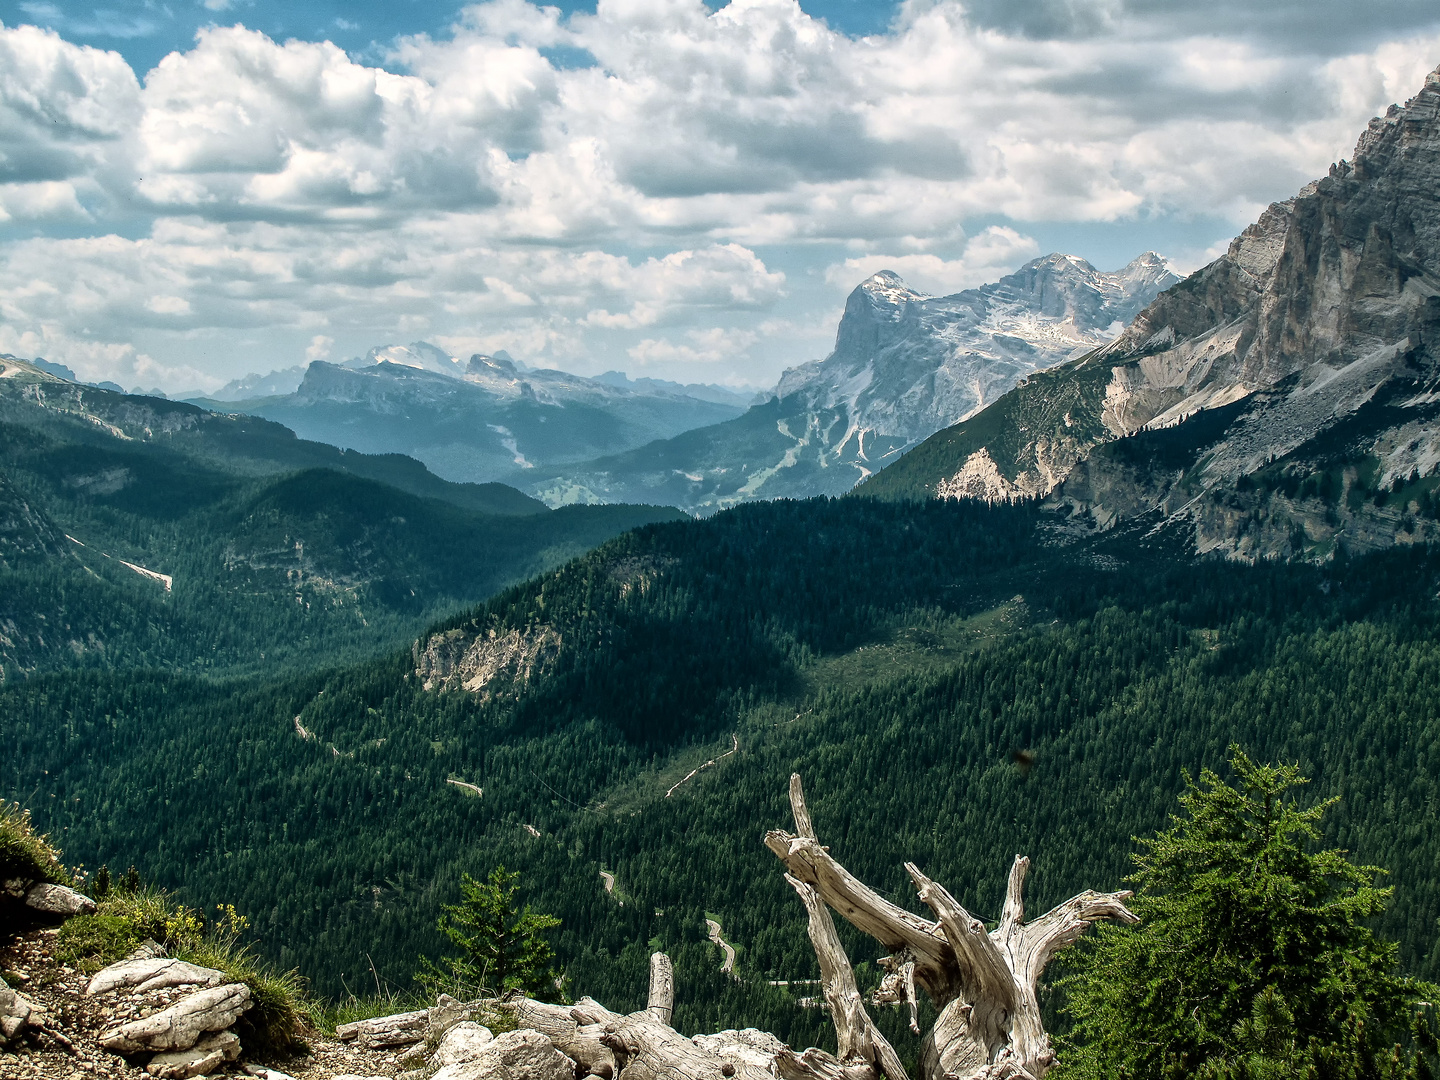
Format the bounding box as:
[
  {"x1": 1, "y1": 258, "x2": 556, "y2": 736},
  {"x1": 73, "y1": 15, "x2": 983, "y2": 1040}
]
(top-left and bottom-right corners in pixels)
[
  {"x1": 500, "y1": 992, "x2": 774, "y2": 1080},
  {"x1": 765, "y1": 774, "x2": 1137, "y2": 1080},
  {"x1": 647, "y1": 952, "x2": 675, "y2": 1026}
]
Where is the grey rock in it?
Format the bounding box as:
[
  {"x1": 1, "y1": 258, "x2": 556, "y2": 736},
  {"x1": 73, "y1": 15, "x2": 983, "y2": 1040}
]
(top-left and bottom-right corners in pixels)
[
  {"x1": 87, "y1": 957, "x2": 225, "y2": 996},
  {"x1": 99, "y1": 982, "x2": 251, "y2": 1053},
  {"x1": 430, "y1": 1028, "x2": 576, "y2": 1080},
  {"x1": 432, "y1": 1021, "x2": 495, "y2": 1068},
  {"x1": 0, "y1": 979, "x2": 45, "y2": 1045},
  {"x1": 144, "y1": 1030, "x2": 241, "y2": 1078},
  {"x1": 126, "y1": 939, "x2": 167, "y2": 961},
  {"x1": 335, "y1": 1008, "x2": 429, "y2": 1049},
  {"x1": 23, "y1": 883, "x2": 96, "y2": 916},
  {"x1": 870, "y1": 64, "x2": 1440, "y2": 561},
  {"x1": 526, "y1": 252, "x2": 1176, "y2": 514}
]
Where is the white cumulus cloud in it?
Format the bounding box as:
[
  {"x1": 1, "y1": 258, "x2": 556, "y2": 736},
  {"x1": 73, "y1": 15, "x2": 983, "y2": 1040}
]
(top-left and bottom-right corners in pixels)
[{"x1": 0, "y1": 5, "x2": 1436, "y2": 388}]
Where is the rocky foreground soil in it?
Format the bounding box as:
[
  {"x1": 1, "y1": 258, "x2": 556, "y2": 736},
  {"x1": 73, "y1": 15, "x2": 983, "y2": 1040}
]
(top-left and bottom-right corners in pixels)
[{"x1": 0, "y1": 926, "x2": 420, "y2": 1080}]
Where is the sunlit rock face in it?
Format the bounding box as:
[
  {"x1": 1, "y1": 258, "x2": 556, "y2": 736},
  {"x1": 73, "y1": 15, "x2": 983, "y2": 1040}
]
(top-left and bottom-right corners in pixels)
[
  {"x1": 866, "y1": 67, "x2": 1440, "y2": 560},
  {"x1": 527, "y1": 252, "x2": 1174, "y2": 514}
]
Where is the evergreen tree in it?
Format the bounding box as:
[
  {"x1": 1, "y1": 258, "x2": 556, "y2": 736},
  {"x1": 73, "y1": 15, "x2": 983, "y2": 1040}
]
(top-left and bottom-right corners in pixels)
[
  {"x1": 1056, "y1": 747, "x2": 1440, "y2": 1079},
  {"x1": 420, "y1": 866, "x2": 562, "y2": 1001}
]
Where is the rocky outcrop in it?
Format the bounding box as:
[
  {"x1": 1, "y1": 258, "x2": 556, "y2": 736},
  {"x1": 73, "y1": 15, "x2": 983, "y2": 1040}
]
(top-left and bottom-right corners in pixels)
[
  {"x1": 863, "y1": 65, "x2": 1440, "y2": 560},
  {"x1": 86, "y1": 957, "x2": 225, "y2": 996},
  {"x1": 335, "y1": 1008, "x2": 428, "y2": 1050},
  {"x1": 23, "y1": 883, "x2": 97, "y2": 917},
  {"x1": 414, "y1": 623, "x2": 561, "y2": 696},
  {"x1": 145, "y1": 1029, "x2": 242, "y2": 1079},
  {"x1": 431, "y1": 1021, "x2": 495, "y2": 1069},
  {"x1": 0, "y1": 974, "x2": 46, "y2": 1046},
  {"x1": 99, "y1": 982, "x2": 252, "y2": 1054},
  {"x1": 430, "y1": 1028, "x2": 576, "y2": 1080}
]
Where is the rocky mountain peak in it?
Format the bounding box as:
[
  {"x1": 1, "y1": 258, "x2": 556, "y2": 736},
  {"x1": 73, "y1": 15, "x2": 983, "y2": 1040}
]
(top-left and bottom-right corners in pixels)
[
  {"x1": 342, "y1": 341, "x2": 465, "y2": 378},
  {"x1": 856, "y1": 270, "x2": 930, "y2": 308},
  {"x1": 862, "y1": 63, "x2": 1440, "y2": 561}
]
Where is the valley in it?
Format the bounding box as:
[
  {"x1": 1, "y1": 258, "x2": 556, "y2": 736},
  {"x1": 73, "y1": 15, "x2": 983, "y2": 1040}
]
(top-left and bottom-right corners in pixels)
[{"x1": 5, "y1": 50, "x2": 1440, "y2": 1080}]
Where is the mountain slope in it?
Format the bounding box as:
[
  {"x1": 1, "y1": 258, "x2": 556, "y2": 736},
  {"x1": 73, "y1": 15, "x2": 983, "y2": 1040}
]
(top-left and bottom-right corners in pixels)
[
  {"x1": 207, "y1": 349, "x2": 746, "y2": 487},
  {"x1": 5, "y1": 495, "x2": 1440, "y2": 1043},
  {"x1": 861, "y1": 67, "x2": 1440, "y2": 560},
  {"x1": 529, "y1": 253, "x2": 1176, "y2": 513},
  {"x1": 0, "y1": 356, "x2": 682, "y2": 675}
]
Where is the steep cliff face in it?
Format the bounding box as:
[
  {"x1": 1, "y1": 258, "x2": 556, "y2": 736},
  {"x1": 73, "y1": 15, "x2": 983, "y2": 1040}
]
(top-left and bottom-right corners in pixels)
[
  {"x1": 862, "y1": 66, "x2": 1440, "y2": 559},
  {"x1": 527, "y1": 253, "x2": 1173, "y2": 513},
  {"x1": 775, "y1": 252, "x2": 1175, "y2": 452},
  {"x1": 241, "y1": 357, "x2": 745, "y2": 486}
]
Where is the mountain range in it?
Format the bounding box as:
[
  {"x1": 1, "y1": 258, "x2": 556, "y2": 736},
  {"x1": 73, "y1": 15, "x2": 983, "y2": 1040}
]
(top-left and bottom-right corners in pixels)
[
  {"x1": 5, "y1": 66, "x2": 1440, "y2": 1073},
  {"x1": 863, "y1": 67, "x2": 1440, "y2": 561},
  {"x1": 524, "y1": 252, "x2": 1177, "y2": 512},
  {"x1": 191, "y1": 345, "x2": 753, "y2": 488},
  {"x1": 0, "y1": 355, "x2": 679, "y2": 675}
]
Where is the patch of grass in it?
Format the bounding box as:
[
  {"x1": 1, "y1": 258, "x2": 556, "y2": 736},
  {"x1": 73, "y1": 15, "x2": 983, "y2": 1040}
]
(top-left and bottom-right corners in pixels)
[
  {"x1": 799, "y1": 601, "x2": 1029, "y2": 696},
  {"x1": 179, "y1": 935, "x2": 308, "y2": 1055},
  {"x1": 0, "y1": 801, "x2": 72, "y2": 886},
  {"x1": 55, "y1": 914, "x2": 143, "y2": 970},
  {"x1": 317, "y1": 991, "x2": 428, "y2": 1034},
  {"x1": 90, "y1": 884, "x2": 202, "y2": 951}
]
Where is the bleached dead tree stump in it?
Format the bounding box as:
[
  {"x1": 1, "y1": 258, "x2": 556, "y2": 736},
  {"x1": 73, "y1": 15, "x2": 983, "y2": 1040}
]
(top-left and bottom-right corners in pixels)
[{"x1": 765, "y1": 774, "x2": 1136, "y2": 1080}]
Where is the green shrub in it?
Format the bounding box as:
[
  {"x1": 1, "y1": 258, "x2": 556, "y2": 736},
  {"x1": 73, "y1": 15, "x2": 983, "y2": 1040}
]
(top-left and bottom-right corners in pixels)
[
  {"x1": 0, "y1": 802, "x2": 72, "y2": 886},
  {"x1": 55, "y1": 915, "x2": 142, "y2": 969}
]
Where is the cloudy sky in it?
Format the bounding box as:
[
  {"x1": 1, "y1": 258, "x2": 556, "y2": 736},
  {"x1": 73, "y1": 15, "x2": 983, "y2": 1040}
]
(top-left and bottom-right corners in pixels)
[{"x1": 3, "y1": 0, "x2": 1439, "y2": 393}]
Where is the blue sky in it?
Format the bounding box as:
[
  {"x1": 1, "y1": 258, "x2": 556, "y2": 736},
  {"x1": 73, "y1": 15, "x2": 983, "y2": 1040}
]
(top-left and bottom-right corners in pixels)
[
  {"x1": 2, "y1": 0, "x2": 1439, "y2": 392},
  {"x1": 12, "y1": 0, "x2": 901, "y2": 71}
]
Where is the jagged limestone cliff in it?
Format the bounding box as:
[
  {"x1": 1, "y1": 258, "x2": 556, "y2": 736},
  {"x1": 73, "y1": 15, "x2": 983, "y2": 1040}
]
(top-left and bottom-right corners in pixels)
[{"x1": 861, "y1": 66, "x2": 1440, "y2": 560}]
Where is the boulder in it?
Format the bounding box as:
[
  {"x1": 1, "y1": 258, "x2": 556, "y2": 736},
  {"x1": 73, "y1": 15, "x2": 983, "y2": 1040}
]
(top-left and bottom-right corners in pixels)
[
  {"x1": 127, "y1": 939, "x2": 167, "y2": 961},
  {"x1": 691, "y1": 1029, "x2": 786, "y2": 1071},
  {"x1": 23, "y1": 883, "x2": 96, "y2": 916},
  {"x1": 0, "y1": 976, "x2": 45, "y2": 1045},
  {"x1": 87, "y1": 957, "x2": 225, "y2": 996},
  {"x1": 99, "y1": 982, "x2": 251, "y2": 1054},
  {"x1": 429, "y1": 992, "x2": 472, "y2": 1036},
  {"x1": 432, "y1": 1021, "x2": 495, "y2": 1068},
  {"x1": 430, "y1": 1027, "x2": 576, "y2": 1080},
  {"x1": 335, "y1": 1008, "x2": 429, "y2": 1049},
  {"x1": 145, "y1": 1030, "x2": 241, "y2": 1078}
]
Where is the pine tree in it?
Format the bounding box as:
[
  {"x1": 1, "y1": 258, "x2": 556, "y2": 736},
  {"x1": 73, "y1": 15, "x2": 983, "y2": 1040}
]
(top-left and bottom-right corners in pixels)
[
  {"x1": 1055, "y1": 747, "x2": 1439, "y2": 1079},
  {"x1": 420, "y1": 866, "x2": 562, "y2": 1001}
]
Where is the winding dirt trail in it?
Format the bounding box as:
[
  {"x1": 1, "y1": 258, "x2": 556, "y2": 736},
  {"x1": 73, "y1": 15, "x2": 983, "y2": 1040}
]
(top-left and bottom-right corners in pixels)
[
  {"x1": 665, "y1": 733, "x2": 739, "y2": 798},
  {"x1": 705, "y1": 918, "x2": 736, "y2": 975},
  {"x1": 600, "y1": 870, "x2": 623, "y2": 906}
]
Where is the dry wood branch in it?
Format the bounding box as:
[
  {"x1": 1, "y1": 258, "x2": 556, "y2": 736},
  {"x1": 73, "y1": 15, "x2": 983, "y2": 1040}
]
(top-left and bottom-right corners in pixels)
[
  {"x1": 788, "y1": 773, "x2": 817, "y2": 839},
  {"x1": 499, "y1": 997, "x2": 619, "y2": 1076},
  {"x1": 905, "y1": 863, "x2": 1014, "y2": 1012},
  {"x1": 901, "y1": 961, "x2": 918, "y2": 1036},
  {"x1": 766, "y1": 780, "x2": 953, "y2": 1001},
  {"x1": 769, "y1": 774, "x2": 1139, "y2": 1080},
  {"x1": 647, "y1": 953, "x2": 674, "y2": 1025},
  {"x1": 784, "y1": 874, "x2": 908, "y2": 1080},
  {"x1": 776, "y1": 1047, "x2": 880, "y2": 1080},
  {"x1": 999, "y1": 856, "x2": 1028, "y2": 942},
  {"x1": 1016, "y1": 890, "x2": 1137, "y2": 993}
]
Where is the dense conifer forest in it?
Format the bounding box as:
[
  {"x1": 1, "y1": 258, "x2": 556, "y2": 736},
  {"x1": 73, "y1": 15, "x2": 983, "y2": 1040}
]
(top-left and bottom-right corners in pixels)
[
  {"x1": 5, "y1": 490, "x2": 1440, "y2": 1056},
  {"x1": 0, "y1": 375, "x2": 681, "y2": 675}
]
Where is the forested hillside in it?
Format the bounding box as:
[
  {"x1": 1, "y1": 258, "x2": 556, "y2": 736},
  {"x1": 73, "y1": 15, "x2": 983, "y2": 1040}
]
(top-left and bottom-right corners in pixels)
[
  {"x1": 0, "y1": 357, "x2": 681, "y2": 675},
  {"x1": 6, "y1": 494, "x2": 1439, "y2": 1055}
]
